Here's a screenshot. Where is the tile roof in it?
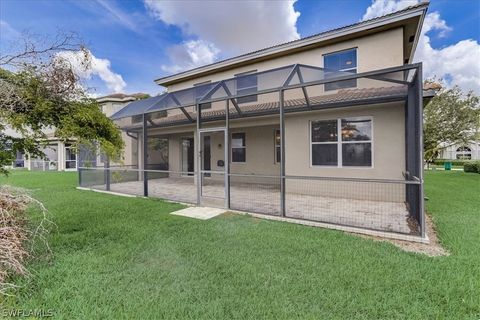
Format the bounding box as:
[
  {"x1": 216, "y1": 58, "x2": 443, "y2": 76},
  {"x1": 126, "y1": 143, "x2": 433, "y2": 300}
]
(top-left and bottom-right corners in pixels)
[
  {"x1": 97, "y1": 93, "x2": 149, "y2": 101},
  {"x1": 119, "y1": 86, "x2": 408, "y2": 131}
]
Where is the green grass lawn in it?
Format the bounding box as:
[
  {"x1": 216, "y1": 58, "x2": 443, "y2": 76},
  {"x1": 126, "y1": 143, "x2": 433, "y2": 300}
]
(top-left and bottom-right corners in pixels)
[{"x1": 0, "y1": 171, "x2": 479, "y2": 319}]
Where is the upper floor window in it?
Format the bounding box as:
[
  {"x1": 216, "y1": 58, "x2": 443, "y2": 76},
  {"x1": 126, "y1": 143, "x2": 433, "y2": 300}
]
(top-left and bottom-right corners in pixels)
[
  {"x1": 194, "y1": 81, "x2": 212, "y2": 110},
  {"x1": 235, "y1": 70, "x2": 257, "y2": 104},
  {"x1": 324, "y1": 48, "x2": 357, "y2": 91}
]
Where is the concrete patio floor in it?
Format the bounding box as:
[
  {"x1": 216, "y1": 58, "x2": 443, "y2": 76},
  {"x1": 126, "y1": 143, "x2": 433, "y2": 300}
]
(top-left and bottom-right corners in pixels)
[{"x1": 105, "y1": 177, "x2": 412, "y2": 234}]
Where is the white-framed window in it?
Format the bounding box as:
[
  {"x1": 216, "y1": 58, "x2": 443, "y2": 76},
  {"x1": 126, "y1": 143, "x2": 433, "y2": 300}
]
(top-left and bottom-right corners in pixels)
[
  {"x1": 310, "y1": 117, "x2": 372, "y2": 167},
  {"x1": 231, "y1": 132, "x2": 246, "y2": 163},
  {"x1": 274, "y1": 129, "x2": 281, "y2": 163},
  {"x1": 65, "y1": 144, "x2": 77, "y2": 170},
  {"x1": 323, "y1": 48, "x2": 357, "y2": 91},
  {"x1": 235, "y1": 70, "x2": 257, "y2": 104},
  {"x1": 194, "y1": 80, "x2": 212, "y2": 110},
  {"x1": 456, "y1": 146, "x2": 472, "y2": 160}
]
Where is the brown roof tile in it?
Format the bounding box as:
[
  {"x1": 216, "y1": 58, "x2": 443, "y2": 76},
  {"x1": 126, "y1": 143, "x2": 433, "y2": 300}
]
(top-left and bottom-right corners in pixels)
[{"x1": 135, "y1": 86, "x2": 406, "y2": 129}]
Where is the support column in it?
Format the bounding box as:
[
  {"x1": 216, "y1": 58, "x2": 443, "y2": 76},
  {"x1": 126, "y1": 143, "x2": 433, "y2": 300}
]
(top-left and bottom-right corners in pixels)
[
  {"x1": 416, "y1": 64, "x2": 425, "y2": 238},
  {"x1": 196, "y1": 103, "x2": 201, "y2": 206},
  {"x1": 405, "y1": 64, "x2": 425, "y2": 238},
  {"x1": 104, "y1": 155, "x2": 110, "y2": 191},
  {"x1": 143, "y1": 114, "x2": 148, "y2": 197},
  {"x1": 26, "y1": 153, "x2": 31, "y2": 171},
  {"x1": 58, "y1": 141, "x2": 65, "y2": 171},
  {"x1": 225, "y1": 99, "x2": 230, "y2": 209},
  {"x1": 279, "y1": 90, "x2": 286, "y2": 217}
]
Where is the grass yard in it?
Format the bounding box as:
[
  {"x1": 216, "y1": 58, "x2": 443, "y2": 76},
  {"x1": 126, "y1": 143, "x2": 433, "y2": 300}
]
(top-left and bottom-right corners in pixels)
[{"x1": 0, "y1": 170, "x2": 479, "y2": 319}]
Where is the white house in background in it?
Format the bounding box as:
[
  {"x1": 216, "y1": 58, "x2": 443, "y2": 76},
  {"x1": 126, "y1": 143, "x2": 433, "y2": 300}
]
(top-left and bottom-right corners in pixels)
[
  {"x1": 439, "y1": 141, "x2": 480, "y2": 160},
  {"x1": 11, "y1": 93, "x2": 148, "y2": 171}
]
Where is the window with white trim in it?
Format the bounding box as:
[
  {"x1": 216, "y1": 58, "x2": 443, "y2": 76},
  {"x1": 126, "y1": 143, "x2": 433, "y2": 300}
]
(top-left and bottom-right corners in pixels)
[
  {"x1": 311, "y1": 117, "x2": 372, "y2": 167},
  {"x1": 275, "y1": 129, "x2": 281, "y2": 163},
  {"x1": 231, "y1": 132, "x2": 246, "y2": 162},
  {"x1": 324, "y1": 48, "x2": 357, "y2": 91},
  {"x1": 235, "y1": 70, "x2": 257, "y2": 104},
  {"x1": 456, "y1": 146, "x2": 472, "y2": 160}
]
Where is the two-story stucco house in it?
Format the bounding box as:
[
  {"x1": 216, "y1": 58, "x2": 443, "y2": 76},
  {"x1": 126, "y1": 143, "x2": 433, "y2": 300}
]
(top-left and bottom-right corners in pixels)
[{"x1": 79, "y1": 3, "x2": 433, "y2": 241}]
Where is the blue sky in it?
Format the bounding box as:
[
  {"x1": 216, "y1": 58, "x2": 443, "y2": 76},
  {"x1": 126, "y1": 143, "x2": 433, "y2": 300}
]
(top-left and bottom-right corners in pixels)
[{"x1": 1, "y1": 0, "x2": 479, "y2": 95}]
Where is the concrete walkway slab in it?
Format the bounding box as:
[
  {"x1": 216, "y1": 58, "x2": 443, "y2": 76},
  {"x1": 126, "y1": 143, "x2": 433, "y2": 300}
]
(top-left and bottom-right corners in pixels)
[{"x1": 170, "y1": 207, "x2": 226, "y2": 220}]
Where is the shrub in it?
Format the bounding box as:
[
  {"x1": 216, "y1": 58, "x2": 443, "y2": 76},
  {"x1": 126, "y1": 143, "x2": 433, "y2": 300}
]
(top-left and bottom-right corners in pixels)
[
  {"x1": 434, "y1": 159, "x2": 475, "y2": 166},
  {"x1": 463, "y1": 161, "x2": 480, "y2": 173}
]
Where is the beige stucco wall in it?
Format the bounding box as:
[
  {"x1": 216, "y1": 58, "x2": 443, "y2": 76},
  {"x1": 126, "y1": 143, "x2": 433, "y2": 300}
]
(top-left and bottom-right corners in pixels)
[
  {"x1": 284, "y1": 102, "x2": 406, "y2": 201},
  {"x1": 100, "y1": 101, "x2": 138, "y2": 167},
  {"x1": 101, "y1": 101, "x2": 131, "y2": 117},
  {"x1": 139, "y1": 101, "x2": 405, "y2": 177},
  {"x1": 285, "y1": 102, "x2": 405, "y2": 179}
]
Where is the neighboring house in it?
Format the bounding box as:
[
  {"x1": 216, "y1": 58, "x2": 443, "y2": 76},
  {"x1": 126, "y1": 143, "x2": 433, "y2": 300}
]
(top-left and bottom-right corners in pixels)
[
  {"x1": 439, "y1": 141, "x2": 480, "y2": 160},
  {"x1": 11, "y1": 93, "x2": 147, "y2": 171},
  {"x1": 80, "y1": 3, "x2": 433, "y2": 240},
  {"x1": 14, "y1": 132, "x2": 78, "y2": 171}
]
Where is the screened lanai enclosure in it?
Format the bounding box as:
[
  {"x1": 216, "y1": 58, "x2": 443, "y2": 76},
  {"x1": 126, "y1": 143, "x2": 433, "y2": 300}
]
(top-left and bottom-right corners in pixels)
[{"x1": 78, "y1": 63, "x2": 425, "y2": 238}]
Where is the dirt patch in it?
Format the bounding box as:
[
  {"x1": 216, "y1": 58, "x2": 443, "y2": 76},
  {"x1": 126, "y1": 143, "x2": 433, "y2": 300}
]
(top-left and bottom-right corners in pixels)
[{"x1": 359, "y1": 213, "x2": 449, "y2": 257}]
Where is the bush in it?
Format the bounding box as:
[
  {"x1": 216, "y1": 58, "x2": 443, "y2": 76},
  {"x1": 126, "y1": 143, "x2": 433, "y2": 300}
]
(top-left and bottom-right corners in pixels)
[
  {"x1": 463, "y1": 161, "x2": 480, "y2": 173},
  {"x1": 433, "y1": 159, "x2": 472, "y2": 166}
]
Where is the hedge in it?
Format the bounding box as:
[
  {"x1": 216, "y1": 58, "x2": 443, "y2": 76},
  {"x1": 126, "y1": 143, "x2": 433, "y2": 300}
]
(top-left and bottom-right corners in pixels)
[
  {"x1": 433, "y1": 159, "x2": 474, "y2": 166},
  {"x1": 463, "y1": 161, "x2": 480, "y2": 173}
]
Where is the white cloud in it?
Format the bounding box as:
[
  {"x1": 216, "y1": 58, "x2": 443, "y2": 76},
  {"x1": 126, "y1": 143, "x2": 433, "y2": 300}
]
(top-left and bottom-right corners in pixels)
[
  {"x1": 161, "y1": 40, "x2": 219, "y2": 74},
  {"x1": 362, "y1": 0, "x2": 419, "y2": 20},
  {"x1": 362, "y1": 0, "x2": 480, "y2": 94},
  {"x1": 145, "y1": 0, "x2": 300, "y2": 73},
  {"x1": 56, "y1": 49, "x2": 127, "y2": 93}
]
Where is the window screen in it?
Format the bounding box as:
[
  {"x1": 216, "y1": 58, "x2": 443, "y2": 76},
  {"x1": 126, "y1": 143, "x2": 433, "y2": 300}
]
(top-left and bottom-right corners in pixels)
[
  {"x1": 324, "y1": 48, "x2": 357, "y2": 91},
  {"x1": 235, "y1": 71, "x2": 257, "y2": 104}
]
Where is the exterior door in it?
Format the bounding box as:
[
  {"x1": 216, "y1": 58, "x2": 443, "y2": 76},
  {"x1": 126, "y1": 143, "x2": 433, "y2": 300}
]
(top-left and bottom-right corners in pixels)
[{"x1": 199, "y1": 129, "x2": 227, "y2": 207}]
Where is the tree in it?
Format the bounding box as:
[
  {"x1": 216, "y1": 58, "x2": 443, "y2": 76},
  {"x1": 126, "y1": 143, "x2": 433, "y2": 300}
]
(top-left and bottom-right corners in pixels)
[
  {"x1": 423, "y1": 84, "x2": 480, "y2": 163},
  {"x1": 0, "y1": 31, "x2": 123, "y2": 175}
]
